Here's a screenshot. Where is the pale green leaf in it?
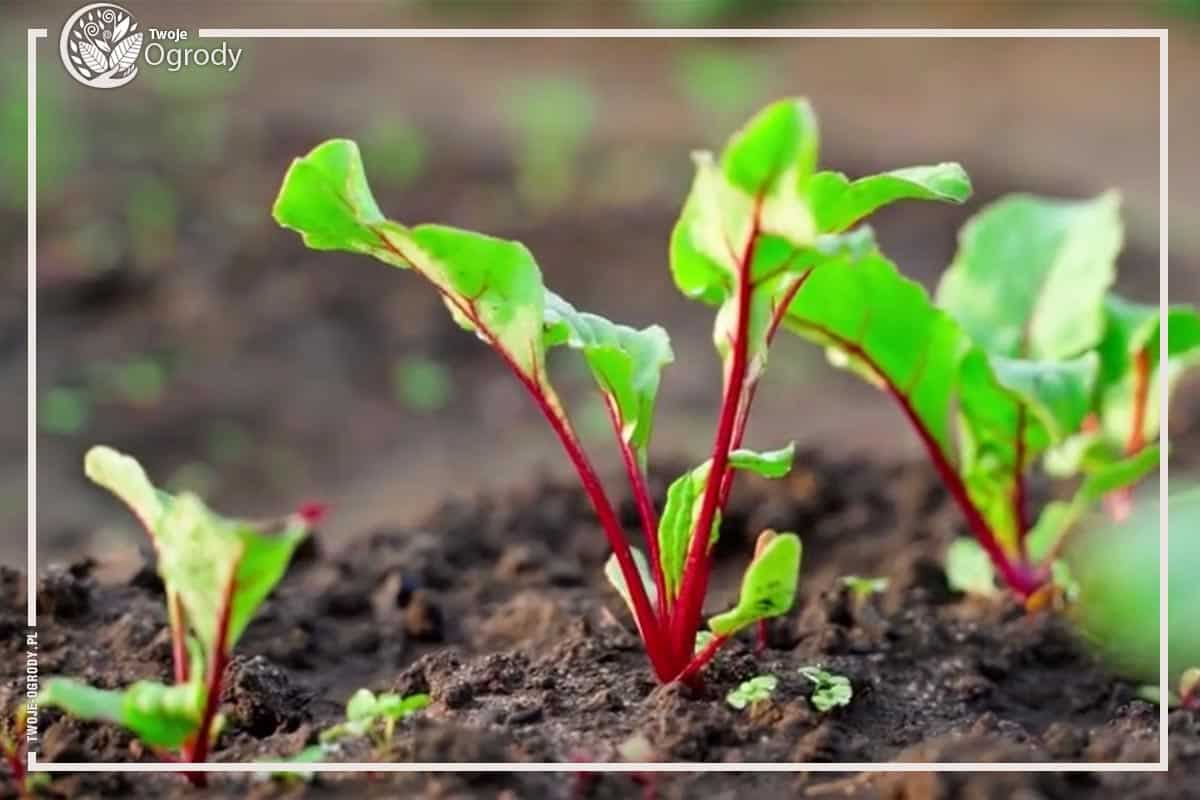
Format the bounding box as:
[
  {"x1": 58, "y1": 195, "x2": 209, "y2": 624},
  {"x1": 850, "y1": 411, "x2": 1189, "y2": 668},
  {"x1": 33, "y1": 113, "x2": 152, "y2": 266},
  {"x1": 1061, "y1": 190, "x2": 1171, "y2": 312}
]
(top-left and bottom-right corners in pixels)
[
  {"x1": 603, "y1": 546, "x2": 655, "y2": 631},
  {"x1": 156, "y1": 493, "x2": 309, "y2": 656},
  {"x1": 39, "y1": 678, "x2": 204, "y2": 749},
  {"x1": 937, "y1": 191, "x2": 1122, "y2": 360},
  {"x1": 543, "y1": 292, "x2": 674, "y2": 463},
  {"x1": 807, "y1": 163, "x2": 971, "y2": 233},
  {"x1": 721, "y1": 98, "x2": 818, "y2": 197},
  {"x1": 275, "y1": 139, "x2": 556, "y2": 397},
  {"x1": 945, "y1": 537, "x2": 997, "y2": 596},
  {"x1": 708, "y1": 531, "x2": 802, "y2": 635},
  {"x1": 84, "y1": 445, "x2": 167, "y2": 534}
]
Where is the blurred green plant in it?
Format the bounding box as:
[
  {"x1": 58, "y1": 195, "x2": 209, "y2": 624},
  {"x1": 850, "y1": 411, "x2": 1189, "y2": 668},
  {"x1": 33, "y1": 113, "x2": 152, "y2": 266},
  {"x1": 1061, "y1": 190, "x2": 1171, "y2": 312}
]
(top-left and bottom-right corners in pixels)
[
  {"x1": 1067, "y1": 487, "x2": 1199, "y2": 703},
  {"x1": 391, "y1": 356, "x2": 453, "y2": 414},
  {"x1": 361, "y1": 118, "x2": 428, "y2": 188},
  {"x1": 502, "y1": 76, "x2": 596, "y2": 212},
  {"x1": 1, "y1": 61, "x2": 83, "y2": 210},
  {"x1": 674, "y1": 46, "x2": 771, "y2": 130},
  {"x1": 39, "y1": 387, "x2": 91, "y2": 436}
]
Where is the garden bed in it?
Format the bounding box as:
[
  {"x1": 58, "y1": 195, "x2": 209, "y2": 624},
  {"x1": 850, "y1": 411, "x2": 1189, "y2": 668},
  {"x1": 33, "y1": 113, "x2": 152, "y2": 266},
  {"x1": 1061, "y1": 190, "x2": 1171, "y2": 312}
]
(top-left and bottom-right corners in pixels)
[{"x1": 5, "y1": 449, "x2": 1194, "y2": 799}]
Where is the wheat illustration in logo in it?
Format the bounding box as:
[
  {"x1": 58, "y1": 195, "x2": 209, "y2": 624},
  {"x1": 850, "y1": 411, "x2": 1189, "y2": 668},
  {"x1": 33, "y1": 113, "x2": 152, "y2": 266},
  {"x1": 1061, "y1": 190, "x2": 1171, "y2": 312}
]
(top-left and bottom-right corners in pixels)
[{"x1": 60, "y1": 3, "x2": 143, "y2": 88}]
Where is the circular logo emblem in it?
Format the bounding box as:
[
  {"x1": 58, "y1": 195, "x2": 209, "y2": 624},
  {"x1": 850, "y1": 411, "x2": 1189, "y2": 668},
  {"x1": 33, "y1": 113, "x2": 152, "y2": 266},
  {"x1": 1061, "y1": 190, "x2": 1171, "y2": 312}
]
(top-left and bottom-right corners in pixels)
[{"x1": 60, "y1": 3, "x2": 143, "y2": 89}]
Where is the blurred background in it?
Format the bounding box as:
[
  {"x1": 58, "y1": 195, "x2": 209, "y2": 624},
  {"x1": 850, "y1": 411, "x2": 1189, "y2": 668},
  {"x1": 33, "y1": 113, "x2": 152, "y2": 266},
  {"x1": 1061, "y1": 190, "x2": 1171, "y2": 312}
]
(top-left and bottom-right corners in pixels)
[{"x1": 3, "y1": 1, "x2": 1196, "y2": 570}]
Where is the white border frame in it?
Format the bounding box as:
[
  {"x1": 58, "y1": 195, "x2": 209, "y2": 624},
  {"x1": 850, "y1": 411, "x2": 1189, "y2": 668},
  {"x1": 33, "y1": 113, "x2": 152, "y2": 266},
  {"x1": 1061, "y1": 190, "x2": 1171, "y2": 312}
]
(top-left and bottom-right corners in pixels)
[{"x1": 25, "y1": 26, "x2": 1169, "y2": 775}]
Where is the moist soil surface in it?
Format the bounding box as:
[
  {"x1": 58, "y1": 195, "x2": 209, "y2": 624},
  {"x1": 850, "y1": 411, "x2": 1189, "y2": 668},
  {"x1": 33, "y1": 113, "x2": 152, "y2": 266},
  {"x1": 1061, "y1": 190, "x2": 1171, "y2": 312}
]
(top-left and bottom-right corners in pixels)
[{"x1": 4, "y1": 451, "x2": 1197, "y2": 799}]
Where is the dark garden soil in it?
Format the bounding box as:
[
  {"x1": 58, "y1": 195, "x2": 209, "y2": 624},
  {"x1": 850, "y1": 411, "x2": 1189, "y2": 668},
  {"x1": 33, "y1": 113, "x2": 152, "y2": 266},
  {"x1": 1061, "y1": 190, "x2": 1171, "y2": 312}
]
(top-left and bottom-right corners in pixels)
[{"x1": 4, "y1": 451, "x2": 1197, "y2": 799}]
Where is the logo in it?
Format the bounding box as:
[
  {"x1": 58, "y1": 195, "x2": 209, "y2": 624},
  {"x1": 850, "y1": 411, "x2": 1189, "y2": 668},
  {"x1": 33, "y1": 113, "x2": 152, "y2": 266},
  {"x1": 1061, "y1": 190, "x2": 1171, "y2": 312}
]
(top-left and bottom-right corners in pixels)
[{"x1": 60, "y1": 3, "x2": 144, "y2": 89}]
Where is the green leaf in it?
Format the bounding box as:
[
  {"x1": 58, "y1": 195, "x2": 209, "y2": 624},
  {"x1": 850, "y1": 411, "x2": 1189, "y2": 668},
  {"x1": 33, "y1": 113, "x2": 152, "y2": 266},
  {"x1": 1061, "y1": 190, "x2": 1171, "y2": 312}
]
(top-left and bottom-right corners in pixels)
[
  {"x1": 85, "y1": 445, "x2": 167, "y2": 534},
  {"x1": 807, "y1": 163, "x2": 971, "y2": 233},
  {"x1": 543, "y1": 292, "x2": 674, "y2": 464},
  {"x1": 1093, "y1": 297, "x2": 1200, "y2": 453},
  {"x1": 275, "y1": 139, "x2": 558, "y2": 402},
  {"x1": 345, "y1": 688, "x2": 378, "y2": 722},
  {"x1": 708, "y1": 531, "x2": 802, "y2": 636},
  {"x1": 936, "y1": 191, "x2": 1122, "y2": 360},
  {"x1": 39, "y1": 678, "x2": 204, "y2": 749},
  {"x1": 375, "y1": 692, "x2": 431, "y2": 720},
  {"x1": 725, "y1": 674, "x2": 778, "y2": 710},
  {"x1": 957, "y1": 350, "x2": 1098, "y2": 552},
  {"x1": 945, "y1": 537, "x2": 997, "y2": 596},
  {"x1": 721, "y1": 98, "x2": 818, "y2": 196},
  {"x1": 798, "y1": 667, "x2": 852, "y2": 712},
  {"x1": 657, "y1": 445, "x2": 795, "y2": 599},
  {"x1": 1027, "y1": 445, "x2": 1161, "y2": 563},
  {"x1": 86, "y1": 448, "x2": 311, "y2": 657},
  {"x1": 603, "y1": 546, "x2": 656, "y2": 632},
  {"x1": 156, "y1": 493, "x2": 309, "y2": 656},
  {"x1": 781, "y1": 250, "x2": 967, "y2": 456}
]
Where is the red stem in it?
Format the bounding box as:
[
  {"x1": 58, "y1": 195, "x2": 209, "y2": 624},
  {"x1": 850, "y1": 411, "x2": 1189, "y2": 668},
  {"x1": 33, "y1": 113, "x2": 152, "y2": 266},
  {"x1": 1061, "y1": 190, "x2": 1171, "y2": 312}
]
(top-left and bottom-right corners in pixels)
[
  {"x1": 1013, "y1": 406, "x2": 1030, "y2": 559},
  {"x1": 603, "y1": 394, "x2": 669, "y2": 621},
  {"x1": 168, "y1": 592, "x2": 189, "y2": 685},
  {"x1": 670, "y1": 200, "x2": 762, "y2": 667},
  {"x1": 375, "y1": 232, "x2": 670, "y2": 678},
  {"x1": 4, "y1": 749, "x2": 24, "y2": 789},
  {"x1": 675, "y1": 634, "x2": 730, "y2": 686},
  {"x1": 787, "y1": 314, "x2": 1042, "y2": 598},
  {"x1": 180, "y1": 574, "x2": 236, "y2": 787}
]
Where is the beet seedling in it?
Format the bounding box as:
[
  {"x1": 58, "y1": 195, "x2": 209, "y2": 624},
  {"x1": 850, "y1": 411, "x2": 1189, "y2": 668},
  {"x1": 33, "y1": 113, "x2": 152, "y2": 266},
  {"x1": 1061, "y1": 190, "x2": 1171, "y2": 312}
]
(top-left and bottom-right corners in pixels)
[
  {"x1": 725, "y1": 675, "x2": 777, "y2": 710},
  {"x1": 798, "y1": 667, "x2": 852, "y2": 712},
  {"x1": 36, "y1": 447, "x2": 315, "y2": 786},
  {"x1": 274, "y1": 98, "x2": 970, "y2": 683},
  {"x1": 777, "y1": 189, "x2": 1196, "y2": 603}
]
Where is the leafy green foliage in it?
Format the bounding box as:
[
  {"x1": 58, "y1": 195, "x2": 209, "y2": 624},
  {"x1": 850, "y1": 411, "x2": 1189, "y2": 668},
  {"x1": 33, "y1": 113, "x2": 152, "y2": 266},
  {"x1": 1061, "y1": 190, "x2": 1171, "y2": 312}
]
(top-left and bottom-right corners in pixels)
[
  {"x1": 783, "y1": 249, "x2": 966, "y2": 456},
  {"x1": 799, "y1": 667, "x2": 852, "y2": 712},
  {"x1": 709, "y1": 531, "x2": 802, "y2": 635},
  {"x1": 957, "y1": 351, "x2": 1098, "y2": 553},
  {"x1": 544, "y1": 293, "x2": 674, "y2": 465},
  {"x1": 320, "y1": 689, "x2": 431, "y2": 744},
  {"x1": 725, "y1": 675, "x2": 777, "y2": 710},
  {"x1": 657, "y1": 445, "x2": 795, "y2": 599},
  {"x1": 807, "y1": 163, "x2": 971, "y2": 234},
  {"x1": 38, "y1": 678, "x2": 204, "y2": 749},
  {"x1": 945, "y1": 538, "x2": 997, "y2": 597},
  {"x1": 937, "y1": 192, "x2": 1122, "y2": 360}
]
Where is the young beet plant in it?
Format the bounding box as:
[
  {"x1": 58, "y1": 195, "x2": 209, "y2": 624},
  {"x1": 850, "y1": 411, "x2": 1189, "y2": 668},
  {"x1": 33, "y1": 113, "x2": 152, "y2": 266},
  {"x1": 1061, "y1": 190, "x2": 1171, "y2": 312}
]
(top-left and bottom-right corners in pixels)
[
  {"x1": 36, "y1": 448, "x2": 316, "y2": 785},
  {"x1": 778, "y1": 189, "x2": 1200, "y2": 604},
  {"x1": 273, "y1": 98, "x2": 971, "y2": 683}
]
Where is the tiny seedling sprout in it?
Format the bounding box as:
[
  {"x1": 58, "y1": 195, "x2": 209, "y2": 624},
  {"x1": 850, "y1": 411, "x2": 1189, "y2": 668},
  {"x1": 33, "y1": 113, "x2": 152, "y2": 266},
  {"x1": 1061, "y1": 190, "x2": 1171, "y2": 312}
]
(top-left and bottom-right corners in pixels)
[
  {"x1": 799, "y1": 667, "x2": 852, "y2": 713},
  {"x1": 35, "y1": 446, "x2": 317, "y2": 787},
  {"x1": 841, "y1": 575, "x2": 888, "y2": 600},
  {"x1": 274, "y1": 98, "x2": 972, "y2": 684},
  {"x1": 726, "y1": 675, "x2": 778, "y2": 710}
]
